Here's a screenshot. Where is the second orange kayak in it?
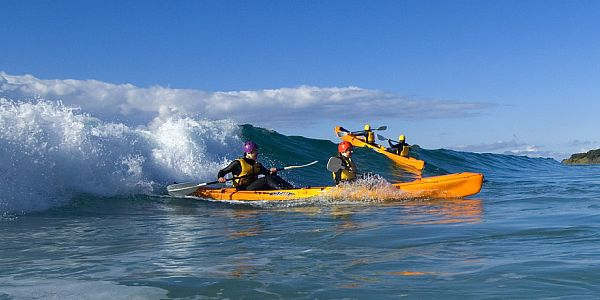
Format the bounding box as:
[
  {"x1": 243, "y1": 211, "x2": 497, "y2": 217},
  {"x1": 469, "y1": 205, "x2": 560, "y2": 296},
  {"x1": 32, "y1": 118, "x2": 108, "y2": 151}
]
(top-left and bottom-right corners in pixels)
[{"x1": 335, "y1": 126, "x2": 425, "y2": 174}]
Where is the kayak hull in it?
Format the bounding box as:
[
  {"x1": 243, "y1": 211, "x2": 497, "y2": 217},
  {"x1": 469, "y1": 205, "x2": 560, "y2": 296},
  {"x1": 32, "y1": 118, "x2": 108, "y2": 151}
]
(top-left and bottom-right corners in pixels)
[
  {"x1": 393, "y1": 172, "x2": 483, "y2": 198},
  {"x1": 191, "y1": 172, "x2": 483, "y2": 201},
  {"x1": 334, "y1": 126, "x2": 425, "y2": 174}
]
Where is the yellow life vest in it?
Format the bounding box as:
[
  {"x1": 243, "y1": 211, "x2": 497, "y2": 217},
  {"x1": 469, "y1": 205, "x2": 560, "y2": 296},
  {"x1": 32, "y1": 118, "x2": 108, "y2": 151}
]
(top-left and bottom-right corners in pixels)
[
  {"x1": 400, "y1": 145, "x2": 410, "y2": 157},
  {"x1": 366, "y1": 131, "x2": 375, "y2": 144},
  {"x1": 332, "y1": 156, "x2": 357, "y2": 183},
  {"x1": 233, "y1": 158, "x2": 261, "y2": 187}
]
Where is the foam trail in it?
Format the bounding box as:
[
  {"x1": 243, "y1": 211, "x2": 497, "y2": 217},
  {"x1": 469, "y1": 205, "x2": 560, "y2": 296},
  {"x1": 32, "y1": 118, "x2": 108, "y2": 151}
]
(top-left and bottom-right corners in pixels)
[{"x1": 0, "y1": 98, "x2": 241, "y2": 213}]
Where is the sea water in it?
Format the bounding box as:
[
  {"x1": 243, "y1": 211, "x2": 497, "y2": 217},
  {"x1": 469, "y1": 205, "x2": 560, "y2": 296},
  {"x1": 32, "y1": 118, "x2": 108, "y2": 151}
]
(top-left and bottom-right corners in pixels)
[{"x1": 2, "y1": 99, "x2": 600, "y2": 299}]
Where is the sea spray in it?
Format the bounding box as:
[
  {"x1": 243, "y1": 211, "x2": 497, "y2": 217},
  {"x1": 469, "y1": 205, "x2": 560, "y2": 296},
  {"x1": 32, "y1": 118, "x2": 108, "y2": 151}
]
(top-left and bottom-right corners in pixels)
[
  {"x1": 322, "y1": 174, "x2": 410, "y2": 202},
  {"x1": 0, "y1": 98, "x2": 241, "y2": 213}
]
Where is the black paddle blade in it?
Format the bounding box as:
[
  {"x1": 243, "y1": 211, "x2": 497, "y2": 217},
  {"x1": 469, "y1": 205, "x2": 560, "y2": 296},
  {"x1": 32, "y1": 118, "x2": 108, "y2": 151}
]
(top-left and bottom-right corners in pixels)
[
  {"x1": 376, "y1": 134, "x2": 388, "y2": 141},
  {"x1": 326, "y1": 157, "x2": 343, "y2": 172},
  {"x1": 376, "y1": 125, "x2": 387, "y2": 131}
]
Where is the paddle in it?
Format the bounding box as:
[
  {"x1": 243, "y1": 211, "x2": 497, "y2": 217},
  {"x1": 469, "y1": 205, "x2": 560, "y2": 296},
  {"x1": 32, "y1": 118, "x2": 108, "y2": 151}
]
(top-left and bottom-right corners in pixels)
[
  {"x1": 378, "y1": 134, "x2": 414, "y2": 157},
  {"x1": 166, "y1": 160, "x2": 319, "y2": 197},
  {"x1": 336, "y1": 125, "x2": 387, "y2": 137},
  {"x1": 377, "y1": 134, "x2": 393, "y2": 143},
  {"x1": 326, "y1": 157, "x2": 364, "y2": 178},
  {"x1": 326, "y1": 157, "x2": 343, "y2": 172},
  {"x1": 378, "y1": 134, "x2": 411, "y2": 147},
  {"x1": 377, "y1": 134, "x2": 400, "y2": 153}
]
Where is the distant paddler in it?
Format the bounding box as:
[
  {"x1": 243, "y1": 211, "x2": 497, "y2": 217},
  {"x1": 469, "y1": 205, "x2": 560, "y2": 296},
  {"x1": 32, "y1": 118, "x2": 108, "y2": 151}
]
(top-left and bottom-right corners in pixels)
[
  {"x1": 386, "y1": 134, "x2": 410, "y2": 157},
  {"x1": 217, "y1": 141, "x2": 294, "y2": 190},
  {"x1": 353, "y1": 124, "x2": 376, "y2": 145},
  {"x1": 327, "y1": 141, "x2": 358, "y2": 185}
]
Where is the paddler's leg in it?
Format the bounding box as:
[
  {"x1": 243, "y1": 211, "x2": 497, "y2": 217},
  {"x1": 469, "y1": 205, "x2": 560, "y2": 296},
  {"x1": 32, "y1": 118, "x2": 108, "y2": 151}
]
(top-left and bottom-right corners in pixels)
[
  {"x1": 245, "y1": 175, "x2": 294, "y2": 190},
  {"x1": 265, "y1": 174, "x2": 295, "y2": 189},
  {"x1": 245, "y1": 177, "x2": 269, "y2": 190}
]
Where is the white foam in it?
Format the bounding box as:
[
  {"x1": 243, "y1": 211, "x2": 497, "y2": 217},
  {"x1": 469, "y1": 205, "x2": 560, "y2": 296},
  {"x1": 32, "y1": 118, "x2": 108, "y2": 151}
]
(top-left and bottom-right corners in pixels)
[{"x1": 0, "y1": 98, "x2": 240, "y2": 213}]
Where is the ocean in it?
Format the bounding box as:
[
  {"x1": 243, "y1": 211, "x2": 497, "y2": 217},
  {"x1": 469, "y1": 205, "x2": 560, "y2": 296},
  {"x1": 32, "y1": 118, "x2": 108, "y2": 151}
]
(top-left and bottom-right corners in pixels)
[{"x1": 2, "y1": 99, "x2": 600, "y2": 299}]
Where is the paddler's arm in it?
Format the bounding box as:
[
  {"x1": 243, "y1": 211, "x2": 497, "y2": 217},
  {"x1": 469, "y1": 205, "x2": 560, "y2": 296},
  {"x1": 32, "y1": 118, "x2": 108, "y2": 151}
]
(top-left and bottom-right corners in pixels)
[
  {"x1": 217, "y1": 160, "x2": 242, "y2": 183},
  {"x1": 388, "y1": 140, "x2": 397, "y2": 148},
  {"x1": 258, "y1": 164, "x2": 277, "y2": 175}
]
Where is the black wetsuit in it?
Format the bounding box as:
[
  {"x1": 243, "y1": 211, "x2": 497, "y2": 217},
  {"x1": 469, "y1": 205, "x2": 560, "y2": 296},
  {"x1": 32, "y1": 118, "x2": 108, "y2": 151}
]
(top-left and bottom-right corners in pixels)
[
  {"x1": 387, "y1": 140, "x2": 409, "y2": 155},
  {"x1": 217, "y1": 157, "x2": 294, "y2": 190},
  {"x1": 353, "y1": 130, "x2": 375, "y2": 144}
]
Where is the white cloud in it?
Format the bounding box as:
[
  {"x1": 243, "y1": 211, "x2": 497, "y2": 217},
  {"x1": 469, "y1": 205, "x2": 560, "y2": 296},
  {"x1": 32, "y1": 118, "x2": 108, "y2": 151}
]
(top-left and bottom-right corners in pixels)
[{"x1": 0, "y1": 72, "x2": 494, "y2": 126}]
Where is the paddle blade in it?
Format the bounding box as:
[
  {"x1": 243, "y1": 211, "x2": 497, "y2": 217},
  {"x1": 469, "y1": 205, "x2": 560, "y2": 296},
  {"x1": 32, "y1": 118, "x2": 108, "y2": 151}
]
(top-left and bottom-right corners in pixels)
[
  {"x1": 376, "y1": 125, "x2": 387, "y2": 131},
  {"x1": 167, "y1": 182, "x2": 201, "y2": 197},
  {"x1": 376, "y1": 134, "x2": 388, "y2": 141},
  {"x1": 326, "y1": 157, "x2": 343, "y2": 172}
]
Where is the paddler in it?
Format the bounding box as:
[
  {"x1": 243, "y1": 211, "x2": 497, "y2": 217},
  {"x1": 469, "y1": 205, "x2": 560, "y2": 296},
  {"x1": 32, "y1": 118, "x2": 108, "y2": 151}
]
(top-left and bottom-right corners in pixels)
[
  {"x1": 217, "y1": 141, "x2": 294, "y2": 190},
  {"x1": 330, "y1": 141, "x2": 358, "y2": 185},
  {"x1": 354, "y1": 124, "x2": 376, "y2": 144},
  {"x1": 387, "y1": 135, "x2": 410, "y2": 157}
]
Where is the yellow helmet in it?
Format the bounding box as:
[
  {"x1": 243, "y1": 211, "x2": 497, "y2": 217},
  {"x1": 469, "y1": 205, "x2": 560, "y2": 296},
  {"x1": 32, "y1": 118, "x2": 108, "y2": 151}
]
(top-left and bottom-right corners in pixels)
[
  {"x1": 364, "y1": 124, "x2": 371, "y2": 131},
  {"x1": 398, "y1": 135, "x2": 405, "y2": 141}
]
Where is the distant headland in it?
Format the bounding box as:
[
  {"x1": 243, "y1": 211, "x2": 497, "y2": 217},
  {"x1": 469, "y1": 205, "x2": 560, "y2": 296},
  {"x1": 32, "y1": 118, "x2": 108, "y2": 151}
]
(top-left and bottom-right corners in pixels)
[{"x1": 562, "y1": 149, "x2": 600, "y2": 165}]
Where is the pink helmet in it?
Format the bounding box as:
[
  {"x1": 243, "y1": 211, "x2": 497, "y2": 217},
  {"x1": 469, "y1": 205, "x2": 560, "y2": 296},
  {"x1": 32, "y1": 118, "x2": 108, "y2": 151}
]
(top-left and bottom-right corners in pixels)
[{"x1": 243, "y1": 141, "x2": 258, "y2": 153}]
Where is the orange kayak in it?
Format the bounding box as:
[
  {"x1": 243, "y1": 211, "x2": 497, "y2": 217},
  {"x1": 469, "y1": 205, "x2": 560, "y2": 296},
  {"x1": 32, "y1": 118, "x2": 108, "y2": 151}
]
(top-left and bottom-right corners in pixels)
[
  {"x1": 335, "y1": 126, "x2": 425, "y2": 174},
  {"x1": 191, "y1": 172, "x2": 483, "y2": 201}
]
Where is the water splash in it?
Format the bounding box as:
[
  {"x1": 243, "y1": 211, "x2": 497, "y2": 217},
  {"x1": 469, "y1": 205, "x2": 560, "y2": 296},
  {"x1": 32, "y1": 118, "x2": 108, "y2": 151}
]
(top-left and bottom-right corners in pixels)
[
  {"x1": 321, "y1": 174, "x2": 410, "y2": 202},
  {"x1": 0, "y1": 98, "x2": 241, "y2": 213}
]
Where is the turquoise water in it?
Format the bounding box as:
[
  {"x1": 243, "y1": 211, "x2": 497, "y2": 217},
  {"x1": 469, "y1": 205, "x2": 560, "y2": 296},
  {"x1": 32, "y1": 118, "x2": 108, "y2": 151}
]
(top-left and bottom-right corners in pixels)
[{"x1": 2, "y1": 124, "x2": 600, "y2": 298}]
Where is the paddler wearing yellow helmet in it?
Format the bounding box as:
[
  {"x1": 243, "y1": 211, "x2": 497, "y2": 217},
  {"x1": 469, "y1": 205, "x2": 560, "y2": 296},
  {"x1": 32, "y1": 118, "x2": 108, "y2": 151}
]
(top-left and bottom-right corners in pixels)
[
  {"x1": 355, "y1": 123, "x2": 376, "y2": 144},
  {"x1": 217, "y1": 141, "x2": 294, "y2": 190},
  {"x1": 329, "y1": 141, "x2": 358, "y2": 185},
  {"x1": 386, "y1": 134, "x2": 410, "y2": 157}
]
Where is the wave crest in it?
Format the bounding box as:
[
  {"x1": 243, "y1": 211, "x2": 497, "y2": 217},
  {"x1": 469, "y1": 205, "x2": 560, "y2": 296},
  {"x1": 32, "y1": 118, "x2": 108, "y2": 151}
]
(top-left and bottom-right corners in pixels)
[{"x1": 0, "y1": 98, "x2": 240, "y2": 213}]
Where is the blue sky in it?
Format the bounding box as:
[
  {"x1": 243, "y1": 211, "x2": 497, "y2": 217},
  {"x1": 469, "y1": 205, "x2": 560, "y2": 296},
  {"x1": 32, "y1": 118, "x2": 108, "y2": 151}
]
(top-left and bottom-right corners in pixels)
[{"x1": 2, "y1": 0, "x2": 599, "y2": 159}]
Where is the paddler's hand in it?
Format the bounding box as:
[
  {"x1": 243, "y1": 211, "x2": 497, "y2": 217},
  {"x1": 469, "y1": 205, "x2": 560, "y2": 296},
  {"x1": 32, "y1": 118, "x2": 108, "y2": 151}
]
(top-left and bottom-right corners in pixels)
[
  {"x1": 218, "y1": 177, "x2": 226, "y2": 183},
  {"x1": 269, "y1": 167, "x2": 277, "y2": 174}
]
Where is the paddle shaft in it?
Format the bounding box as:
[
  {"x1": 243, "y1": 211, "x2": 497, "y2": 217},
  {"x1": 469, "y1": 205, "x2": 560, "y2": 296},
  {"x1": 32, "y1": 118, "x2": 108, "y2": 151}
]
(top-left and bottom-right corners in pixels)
[
  {"x1": 216, "y1": 160, "x2": 317, "y2": 183},
  {"x1": 170, "y1": 168, "x2": 280, "y2": 192},
  {"x1": 167, "y1": 160, "x2": 318, "y2": 193},
  {"x1": 350, "y1": 125, "x2": 387, "y2": 135}
]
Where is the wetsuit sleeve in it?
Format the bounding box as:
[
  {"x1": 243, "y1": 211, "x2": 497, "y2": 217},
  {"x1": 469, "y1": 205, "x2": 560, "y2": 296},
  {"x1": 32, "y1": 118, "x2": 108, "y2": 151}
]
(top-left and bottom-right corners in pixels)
[{"x1": 217, "y1": 160, "x2": 242, "y2": 178}]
